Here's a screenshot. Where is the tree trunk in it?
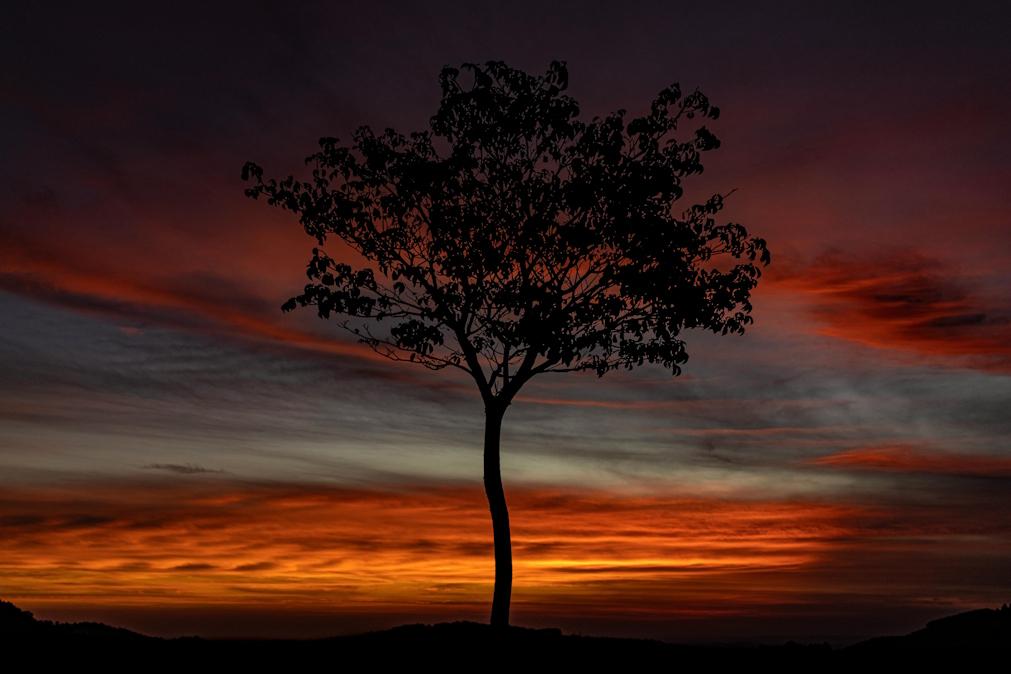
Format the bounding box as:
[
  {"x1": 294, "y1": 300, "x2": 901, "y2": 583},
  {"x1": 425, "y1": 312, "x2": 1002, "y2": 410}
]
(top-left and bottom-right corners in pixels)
[{"x1": 483, "y1": 401, "x2": 512, "y2": 628}]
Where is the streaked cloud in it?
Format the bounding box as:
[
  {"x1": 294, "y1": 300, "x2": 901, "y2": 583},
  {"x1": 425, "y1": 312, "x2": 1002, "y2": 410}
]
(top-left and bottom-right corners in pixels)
[
  {"x1": 810, "y1": 443, "x2": 1011, "y2": 478},
  {"x1": 4, "y1": 477, "x2": 1008, "y2": 639},
  {"x1": 143, "y1": 463, "x2": 224, "y2": 475}
]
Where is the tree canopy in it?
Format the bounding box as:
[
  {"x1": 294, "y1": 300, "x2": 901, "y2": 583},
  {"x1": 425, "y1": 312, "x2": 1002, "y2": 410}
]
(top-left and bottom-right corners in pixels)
[{"x1": 241, "y1": 60, "x2": 770, "y2": 405}]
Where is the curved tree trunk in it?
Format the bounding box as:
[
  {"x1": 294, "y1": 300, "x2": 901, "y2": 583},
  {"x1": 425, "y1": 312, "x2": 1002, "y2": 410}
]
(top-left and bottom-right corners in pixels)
[{"x1": 483, "y1": 402, "x2": 512, "y2": 628}]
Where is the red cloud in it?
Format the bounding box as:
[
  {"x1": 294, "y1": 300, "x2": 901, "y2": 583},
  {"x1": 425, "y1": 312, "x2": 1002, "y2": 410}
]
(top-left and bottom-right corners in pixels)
[
  {"x1": 810, "y1": 443, "x2": 1011, "y2": 477},
  {"x1": 771, "y1": 249, "x2": 1011, "y2": 371}
]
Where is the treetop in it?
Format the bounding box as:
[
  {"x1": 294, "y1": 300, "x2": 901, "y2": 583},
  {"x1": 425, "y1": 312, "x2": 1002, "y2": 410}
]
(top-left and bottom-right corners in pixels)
[{"x1": 242, "y1": 60, "x2": 770, "y2": 405}]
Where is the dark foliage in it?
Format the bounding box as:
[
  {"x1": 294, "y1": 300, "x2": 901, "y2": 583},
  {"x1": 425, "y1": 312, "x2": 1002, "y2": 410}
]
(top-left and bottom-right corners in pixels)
[{"x1": 242, "y1": 60, "x2": 770, "y2": 406}]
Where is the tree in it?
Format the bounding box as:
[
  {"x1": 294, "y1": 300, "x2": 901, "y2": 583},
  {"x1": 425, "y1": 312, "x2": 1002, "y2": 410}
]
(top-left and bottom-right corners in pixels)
[{"x1": 241, "y1": 60, "x2": 771, "y2": 628}]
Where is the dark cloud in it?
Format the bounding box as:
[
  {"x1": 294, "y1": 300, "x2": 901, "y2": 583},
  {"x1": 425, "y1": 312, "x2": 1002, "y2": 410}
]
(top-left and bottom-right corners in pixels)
[
  {"x1": 233, "y1": 561, "x2": 278, "y2": 572},
  {"x1": 169, "y1": 563, "x2": 217, "y2": 572},
  {"x1": 143, "y1": 463, "x2": 224, "y2": 475}
]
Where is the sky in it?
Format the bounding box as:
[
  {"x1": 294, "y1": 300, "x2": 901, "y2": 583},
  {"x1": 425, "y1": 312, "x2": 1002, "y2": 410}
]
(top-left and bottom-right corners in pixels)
[{"x1": 1, "y1": 1, "x2": 1010, "y2": 644}]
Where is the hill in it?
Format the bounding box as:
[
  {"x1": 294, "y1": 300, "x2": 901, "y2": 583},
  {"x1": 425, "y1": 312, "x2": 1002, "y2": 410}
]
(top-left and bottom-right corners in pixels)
[{"x1": 2, "y1": 598, "x2": 1008, "y2": 664}]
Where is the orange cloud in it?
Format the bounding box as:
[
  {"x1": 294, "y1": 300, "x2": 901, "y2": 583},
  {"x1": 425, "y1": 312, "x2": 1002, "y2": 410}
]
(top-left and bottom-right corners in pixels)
[
  {"x1": 0, "y1": 480, "x2": 859, "y2": 615},
  {"x1": 810, "y1": 444, "x2": 1011, "y2": 477},
  {"x1": 5, "y1": 477, "x2": 1009, "y2": 637}
]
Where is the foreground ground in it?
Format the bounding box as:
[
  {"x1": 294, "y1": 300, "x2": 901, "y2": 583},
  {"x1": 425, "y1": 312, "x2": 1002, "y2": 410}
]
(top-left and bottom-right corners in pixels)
[{"x1": 2, "y1": 599, "x2": 1008, "y2": 665}]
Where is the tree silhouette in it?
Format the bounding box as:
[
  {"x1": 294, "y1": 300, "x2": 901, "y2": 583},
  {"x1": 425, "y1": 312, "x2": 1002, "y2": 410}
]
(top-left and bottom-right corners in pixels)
[{"x1": 241, "y1": 60, "x2": 770, "y2": 628}]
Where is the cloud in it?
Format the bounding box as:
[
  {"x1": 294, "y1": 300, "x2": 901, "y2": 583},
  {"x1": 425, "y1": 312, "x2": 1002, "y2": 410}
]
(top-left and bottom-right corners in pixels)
[
  {"x1": 143, "y1": 463, "x2": 224, "y2": 475},
  {"x1": 233, "y1": 561, "x2": 279, "y2": 572},
  {"x1": 771, "y1": 248, "x2": 1011, "y2": 371},
  {"x1": 0, "y1": 263, "x2": 384, "y2": 364},
  {"x1": 170, "y1": 563, "x2": 217, "y2": 572},
  {"x1": 2, "y1": 476, "x2": 1010, "y2": 639},
  {"x1": 809, "y1": 443, "x2": 1011, "y2": 478}
]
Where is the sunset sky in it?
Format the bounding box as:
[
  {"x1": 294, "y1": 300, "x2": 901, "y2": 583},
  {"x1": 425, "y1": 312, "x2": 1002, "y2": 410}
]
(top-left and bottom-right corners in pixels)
[{"x1": 2, "y1": 1, "x2": 1010, "y2": 644}]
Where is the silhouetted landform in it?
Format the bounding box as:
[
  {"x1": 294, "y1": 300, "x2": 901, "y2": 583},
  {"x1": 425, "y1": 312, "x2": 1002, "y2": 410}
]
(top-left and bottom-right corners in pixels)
[
  {"x1": 0, "y1": 599, "x2": 149, "y2": 641},
  {"x1": 848, "y1": 605, "x2": 1011, "y2": 650},
  {"x1": 2, "y1": 599, "x2": 1008, "y2": 664}
]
